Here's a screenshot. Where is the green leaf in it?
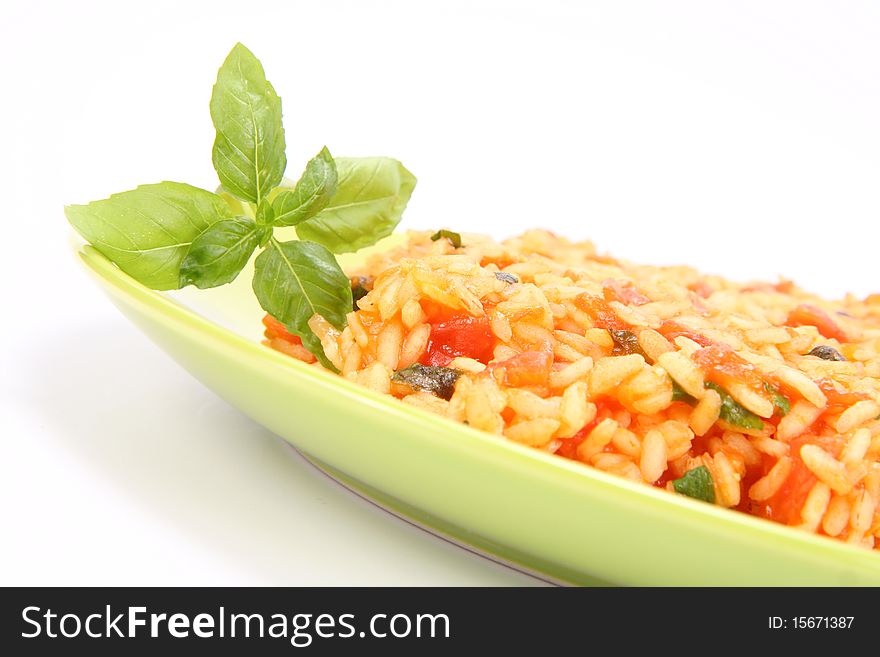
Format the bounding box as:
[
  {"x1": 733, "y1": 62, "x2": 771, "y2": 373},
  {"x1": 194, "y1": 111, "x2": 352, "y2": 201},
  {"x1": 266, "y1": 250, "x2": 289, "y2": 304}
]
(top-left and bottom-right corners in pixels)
[
  {"x1": 216, "y1": 186, "x2": 253, "y2": 218},
  {"x1": 256, "y1": 225, "x2": 273, "y2": 247},
  {"x1": 255, "y1": 199, "x2": 275, "y2": 227},
  {"x1": 351, "y1": 276, "x2": 371, "y2": 311},
  {"x1": 252, "y1": 239, "x2": 352, "y2": 372},
  {"x1": 671, "y1": 380, "x2": 696, "y2": 403},
  {"x1": 179, "y1": 218, "x2": 260, "y2": 289},
  {"x1": 272, "y1": 147, "x2": 337, "y2": 227},
  {"x1": 65, "y1": 182, "x2": 232, "y2": 290},
  {"x1": 705, "y1": 382, "x2": 764, "y2": 430},
  {"x1": 672, "y1": 466, "x2": 716, "y2": 503},
  {"x1": 764, "y1": 382, "x2": 791, "y2": 416},
  {"x1": 210, "y1": 43, "x2": 286, "y2": 204},
  {"x1": 296, "y1": 157, "x2": 416, "y2": 253},
  {"x1": 430, "y1": 229, "x2": 462, "y2": 248}
]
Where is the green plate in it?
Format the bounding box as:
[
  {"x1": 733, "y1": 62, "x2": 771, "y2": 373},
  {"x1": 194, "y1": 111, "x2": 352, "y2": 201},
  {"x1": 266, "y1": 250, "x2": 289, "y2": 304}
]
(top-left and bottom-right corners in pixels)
[
  {"x1": 294, "y1": 449, "x2": 582, "y2": 585},
  {"x1": 74, "y1": 239, "x2": 880, "y2": 586}
]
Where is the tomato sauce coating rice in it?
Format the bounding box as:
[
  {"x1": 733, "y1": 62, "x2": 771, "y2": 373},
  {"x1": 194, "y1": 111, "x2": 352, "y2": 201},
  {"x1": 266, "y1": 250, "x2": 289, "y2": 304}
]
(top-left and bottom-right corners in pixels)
[{"x1": 264, "y1": 230, "x2": 880, "y2": 549}]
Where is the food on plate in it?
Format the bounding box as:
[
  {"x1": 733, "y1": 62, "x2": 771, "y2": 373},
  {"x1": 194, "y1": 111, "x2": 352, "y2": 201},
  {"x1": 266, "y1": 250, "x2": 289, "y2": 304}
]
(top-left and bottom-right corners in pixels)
[
  {"x1": 265, "y1": 229, "x2": 880, "y2": 550},
  {"x1": 66, "y1": 42, "x2": 880, "y2": 551}
]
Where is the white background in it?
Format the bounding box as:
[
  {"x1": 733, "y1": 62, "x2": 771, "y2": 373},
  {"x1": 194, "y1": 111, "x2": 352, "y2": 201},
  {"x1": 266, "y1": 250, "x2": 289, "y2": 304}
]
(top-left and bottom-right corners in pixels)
[{"x1": 2, "y1": 1, "x2": 879, "y2": 585}]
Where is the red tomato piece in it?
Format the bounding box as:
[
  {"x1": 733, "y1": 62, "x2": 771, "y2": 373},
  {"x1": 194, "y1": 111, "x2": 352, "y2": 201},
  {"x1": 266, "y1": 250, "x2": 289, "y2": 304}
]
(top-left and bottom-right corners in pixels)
[
  {"x1": 691, "y1": 344, "x2": 768, "y2": 397},
  {"x1": 554, "y1": 402, "x2": 618, "y2": 460},
  {"x1": 419, "y1": 299, "x2": 452, "y2": 323},
  {"x1": 419, "y1": 312, "x2": 496, "y2": 367},
  {"x1": 816, "y1": 379, "x2": 871, "y2": 423},
  {"x1": 742, "y1": 279, "x2": 795, "y2": 294},
  {"x1": 762, "y1": 435, "x2": 841, "y2": 525},
  {"x1": 554, "y1": 421, "x2": 597, "y2": 460},
  {"x1": 774, "y1": 279, "x2": 795, "y2": 294},
  {"x1": 785, "y1": 304, "x2": 848, "y2": 343},
  {"x1": 262, "y1": 314, "x2": 302, "y2": 345},
  {"x1": 687, "y1": 280, "x2": 714, "y2": 299},
  {"x1": 763, "y1": 460, "x2": 815, "y2": 526},
  {"x1": 817, "y1": 379, "x2": 871, "y2": 407},
  {"x1": 490, "y1": 350, "x2": 553, "y2": 387},
  {"x1": 657, "y1": 320, "x2": 715, "y2": 348},
  {"x1": 602, "y1": 279, "x2": 650, "y2": 306},
  {"x1": 574, "y1": 294, "x2": 629, "y2": 330}
]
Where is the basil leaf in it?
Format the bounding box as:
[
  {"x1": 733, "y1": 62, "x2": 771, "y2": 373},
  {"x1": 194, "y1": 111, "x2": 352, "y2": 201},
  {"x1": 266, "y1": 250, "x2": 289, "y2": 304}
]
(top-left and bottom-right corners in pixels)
[
  {"x1": 672, "y1": 466, "x2": 716, "y2": 503},
  {"x1": 392, "y1": 364, "x2": 462, "y2": 401},
  {"x1": 216, "y1": 186, "x2": 253, "y2": 219},
  {"x1": 764, "y1": 382, "x2": 791, "y2": 416},
  {"x1": 256, "y1": 226, "x2": 273, "y2": 248},
  {"x1": 272, "y1": 147, "x2": 337, "y2": 227},
  {"x1": 256, "y1": 200, "x2": 275, "y2": 227},
  {"x1": 252, "y1": 239, "x2": 352, "y2": 372},
  {"x1": 671, "y1": 380, "x2": 696, "y2": 403},
  {"x1": 705, "y1": 382, "x2": 764, "y2": 430},
  {"x1": 65, "y1": 182, "x2": 232, "y2": 290},
  {"x1": 351, "y1": 276, "x2": 371, "y2": 311},
  {"x1": 210, "y1": 43, "x2": 286, "y2": 204},
  {"x1": 296, "y1": 157, "x2": 416, "y2": 253},
  {"x1": 179, "y1": 218, "x2": 260, "y2": 289},
  {"x1": 430, "y1": 229, "x2": 462, "y2": 248}
]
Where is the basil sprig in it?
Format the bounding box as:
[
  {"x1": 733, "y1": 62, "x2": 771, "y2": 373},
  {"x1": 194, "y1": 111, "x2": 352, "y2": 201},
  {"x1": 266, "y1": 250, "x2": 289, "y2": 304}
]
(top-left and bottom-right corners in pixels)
[{"x1": 65, "y1": 43, "x2": 416, "y2": 371}]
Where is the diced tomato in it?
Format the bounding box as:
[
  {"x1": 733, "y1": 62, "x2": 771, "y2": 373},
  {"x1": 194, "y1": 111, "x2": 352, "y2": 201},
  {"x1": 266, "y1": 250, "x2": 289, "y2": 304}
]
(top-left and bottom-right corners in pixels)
[
  {"x1": 742, "y1": 279, "x2": 795, "y2": 295},
  {"x1": 687, "y1": 280, "x2": 714, "y2": 299},
  {"x1": 262, "y1": 314, "x2": 302, "y2": 345},
  {"x1": 602, "y1": 279, "x2": 650, "y2": 306},
  {"x1": 817, "y1": 379, "x2": 871, "y2": 408},
  {"x1": 419, "y1": 299, "x2": 453, "y2": 323},
  {"x1": 480, "y1": 255, "x2": 517, "y2": 269},
  {"x1": 490, "y1": 350, "x2": 553, "y2": 387},
  {"x1": 657, "y1": 320, "x2": 715, "y2": 348},
  {"x1": 653, "y1": 469, "x2": 678, "y2": 489},
  {"x1": 785, "y1": 304, "x2": 848, "y2": 343},
  {"x1": 262, "y1": 314, "x2": 287, "y2": 335},
  {"x1": 555, "y1": 421, "x2": 597, "y2": 460},
  {"x1": 816, "y1": 379, "x2": 871, "y2": 424},
  {"x1": 763, "y1": 435, "x2": 842, "y2": 525},
  {"x1": 573, "y1": 294, "x2": 628, "y2": 330},
  {"x1": 691, "y1": 344, "x2": 768, "y2": 397},
  {"x1": 554, "y1": 402, "x2": 619, "y2": 460},
  {"x1": 763, "y1": 458, "x2": 815, "y2": 526},
  {"x1": 419, "y1": 311, "x2": 496, "y2": 367},
  {"x1": 775, "y1": 279, "x2": 795, "y2": 294}
]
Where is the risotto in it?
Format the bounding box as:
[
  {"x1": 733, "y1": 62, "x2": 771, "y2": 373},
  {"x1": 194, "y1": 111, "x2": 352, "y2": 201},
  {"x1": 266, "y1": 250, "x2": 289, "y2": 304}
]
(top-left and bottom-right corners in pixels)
[{"x1": 263, "y1": 229, "x2": 880, "y2": 550}]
